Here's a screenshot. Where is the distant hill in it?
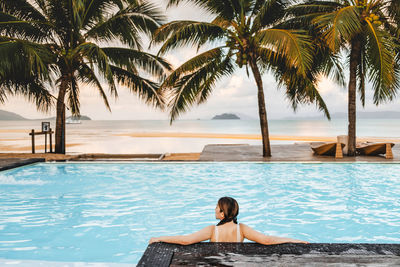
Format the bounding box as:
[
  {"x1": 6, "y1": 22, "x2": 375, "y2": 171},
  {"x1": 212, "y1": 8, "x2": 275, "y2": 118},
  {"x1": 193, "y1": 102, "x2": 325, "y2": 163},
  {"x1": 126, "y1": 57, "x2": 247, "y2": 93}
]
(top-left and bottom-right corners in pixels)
[
  {"x1": 0, "y1": 110, "x2": 27, "y2": 120},
  {"x1": 284, "y1": 111, "x2": 400, "y2": 120},
  {"x1": 0, "y1": 109, "x2": 91, "y2": 120},
  {"x1": 212, "y1": 113, "x2": 240, "y2": 120},
  {"x1": 41, "y1": 115, "x2": 91, "y2": 120},
  {"x1": 234, "y1": 113, "x2": 256, "y2": 120}
]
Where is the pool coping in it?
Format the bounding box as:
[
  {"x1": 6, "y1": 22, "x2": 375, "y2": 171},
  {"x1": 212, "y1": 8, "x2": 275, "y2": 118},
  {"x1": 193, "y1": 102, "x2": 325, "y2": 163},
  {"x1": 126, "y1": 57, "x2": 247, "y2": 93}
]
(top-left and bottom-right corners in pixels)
[
  {"x1": 31, "y1": 161, "x2": 400, "y2": 164},
  {"x1": 4, "y1": 160, "x2": 400, "y2": 173},
  {"x1": 0, "y1": 158, "x2": 45, "y2": 172},
  {"x1": 138, "y1": 242, "x2": 400, "y2": 266}
]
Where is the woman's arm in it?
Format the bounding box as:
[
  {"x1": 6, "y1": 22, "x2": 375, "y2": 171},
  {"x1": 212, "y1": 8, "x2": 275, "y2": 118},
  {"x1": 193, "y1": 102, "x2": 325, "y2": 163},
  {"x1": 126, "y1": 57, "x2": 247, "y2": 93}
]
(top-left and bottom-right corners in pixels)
[
  {"x1": 149, "y1": 225, "x2": 214, "y2": 245},
  {"x1": 241, "y1": 224, "x2": 308, "y2": 245}
]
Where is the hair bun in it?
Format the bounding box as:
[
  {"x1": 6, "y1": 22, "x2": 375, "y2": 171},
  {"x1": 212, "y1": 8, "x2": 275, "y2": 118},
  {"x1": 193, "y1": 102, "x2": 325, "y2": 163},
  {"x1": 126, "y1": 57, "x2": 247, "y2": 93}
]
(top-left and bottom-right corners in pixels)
[{"x1": 217, "y1": 197, "x2": 239, "y2": 226}]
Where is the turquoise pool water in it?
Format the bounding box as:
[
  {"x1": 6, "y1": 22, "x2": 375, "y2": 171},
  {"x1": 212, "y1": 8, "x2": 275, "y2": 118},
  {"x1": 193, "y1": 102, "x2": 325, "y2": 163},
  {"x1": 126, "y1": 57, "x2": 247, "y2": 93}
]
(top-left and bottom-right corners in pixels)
[{"x1": 1, "y1": 163, "x2": 400, "y2": 264}]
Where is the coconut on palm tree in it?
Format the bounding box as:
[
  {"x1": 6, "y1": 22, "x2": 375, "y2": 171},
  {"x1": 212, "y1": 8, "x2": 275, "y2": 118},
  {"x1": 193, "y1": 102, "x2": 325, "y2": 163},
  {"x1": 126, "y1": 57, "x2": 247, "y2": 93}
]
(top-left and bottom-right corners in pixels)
[
  {"x1": 290, "y1": 0, "x2": 400, "y2": 156},
  {"x1": 0, "y1": 0, "x2": 171, "y2": 154},
  {"x1": 153, "y1": 0, "x2": 330, "y2": 157}
]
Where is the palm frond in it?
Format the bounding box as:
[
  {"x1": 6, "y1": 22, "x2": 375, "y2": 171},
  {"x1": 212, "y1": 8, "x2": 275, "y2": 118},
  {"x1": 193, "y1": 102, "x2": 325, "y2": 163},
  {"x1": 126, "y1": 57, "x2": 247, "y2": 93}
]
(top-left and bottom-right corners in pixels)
[
  {"x1": 45, "y1": 0, "x2": 71, "y2": 42},
  {"x1": 0, "y1": 0, "x2": 47, "y2": 21},
  {"x1": 85, "y1": 1, "x2": 165, "y2": 49},
  {"x1": 257, "y1": 29, "x2": 313, "y2": 76},
  {"x1": 280, "y1": 1, "x2": 342, "y2": 31},
  {"x1": 256, "y1": 46, "x2": 330, "y2": 119},
  {"x1": 365, "y1": 20, "x2": 399, "y2": 104},
  {"x1": 313, "y1": 5, "x2": 362, "y2": 51},
  {"x1": 74, "y1": 42, "x2": 117, "y2": 96},
  {"x1": 279, "y1": 68, "x2": 331, "y2": 119},
  {"x1": 164, "y1": 49, "x2": 235, "y2": 122},
  {"x1": 77, "y1": 64, "x2": 111, "y2": 111},
  {"x1": 67, "y1": 75, "x2": 80, "y2": 115},
  {"x1": 163, "y1": 47, "x2": 225, "y2": 88},
  {"x1": 167, "y1": 0, "x2": 241, "y2": 20},
  {"x1": 1, "y1": 78, "x2": 53, "y2": 112},
  {"x1": 0, "y1": 38, "x2": 54, "y2": 81},
  {"x1": 82, "y1": 0, "x2": 119, "y2": 28},
  {"x1": 286, "y1": 1, "x2": 342, "y2": 17},
  {"x1": 388, "y1": 0, "x2": 400, "y2": 24},
  {"x1": 210, "y1": 16, "x2": 232, "y2": 29},
  {"x1": 110, "y1": 65, "x2": 165, "y2": 109},
  {"x1": 252, "y1": 0, "x2": 286, "y2": 32},
  {"x1": 358, "y1": 39, "x2": 366, "y2": 106},
  {"x1": 152, "y1": 20, "x2": 226, "y2": 55},
  {"x1": 101, "y1": 47, "x2": 172, "y2": 79},
  {"x1": 0, "y1": 12, "x2": 54, "y2": 42}
]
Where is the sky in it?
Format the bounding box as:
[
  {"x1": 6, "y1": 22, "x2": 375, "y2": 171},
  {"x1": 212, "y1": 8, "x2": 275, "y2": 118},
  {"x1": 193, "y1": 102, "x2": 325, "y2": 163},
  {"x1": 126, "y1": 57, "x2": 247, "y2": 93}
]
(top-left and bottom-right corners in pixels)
[{"x1": 1, "y1": 1, "x2": 399, "y2": 120}]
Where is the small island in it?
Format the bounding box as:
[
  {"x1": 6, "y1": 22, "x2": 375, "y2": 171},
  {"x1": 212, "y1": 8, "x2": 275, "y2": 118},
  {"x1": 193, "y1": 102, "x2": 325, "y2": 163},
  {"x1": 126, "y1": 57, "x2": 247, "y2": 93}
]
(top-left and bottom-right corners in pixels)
[
  {"x1": 212, "y1": 113, "x2": 240, "y2": 120},
  {"x1": 67, "y1": 115, "x2": 91, "y2": 120}
]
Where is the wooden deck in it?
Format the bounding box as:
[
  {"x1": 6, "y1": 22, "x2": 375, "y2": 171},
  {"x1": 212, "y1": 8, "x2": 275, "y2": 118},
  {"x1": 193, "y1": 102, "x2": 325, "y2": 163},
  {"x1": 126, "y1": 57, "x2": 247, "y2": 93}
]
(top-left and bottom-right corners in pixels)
[
  {"x1": 2, "y1": 143, "x2": 400, "y2": 163},
  {"x1": 199, "y1": 143, "x2": 400, "y2": 162},
  {"x1": 138, "y1": 242, "x2": 400, "y2": 266}
]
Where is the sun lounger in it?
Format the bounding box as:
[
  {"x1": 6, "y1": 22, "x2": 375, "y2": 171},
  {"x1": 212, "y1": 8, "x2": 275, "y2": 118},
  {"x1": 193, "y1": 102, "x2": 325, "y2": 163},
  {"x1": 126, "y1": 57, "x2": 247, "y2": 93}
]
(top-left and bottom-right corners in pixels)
[
  {"x1": 311, "y1": 142, "x2": 345, "y2": 158},
  {"x1": 356, "y1": 143, "x2": 394, "y2": 159}
]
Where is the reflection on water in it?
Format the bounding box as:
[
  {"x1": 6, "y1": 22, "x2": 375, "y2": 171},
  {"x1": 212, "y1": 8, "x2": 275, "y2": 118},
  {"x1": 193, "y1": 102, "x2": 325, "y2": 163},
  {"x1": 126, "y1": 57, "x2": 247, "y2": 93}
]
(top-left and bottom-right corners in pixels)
[{"x1": 1, "y1": 119, "x2": 400, "y2": 153}]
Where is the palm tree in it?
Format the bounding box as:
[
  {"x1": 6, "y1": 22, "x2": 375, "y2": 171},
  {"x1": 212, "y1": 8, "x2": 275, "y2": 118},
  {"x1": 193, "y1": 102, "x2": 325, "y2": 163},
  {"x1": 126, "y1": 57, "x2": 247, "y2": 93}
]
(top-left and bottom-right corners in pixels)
[
  {"x1": 153, "y1": 0, "x2": 330, "y2": 157},
  {"x1": 0, "y1": 0, "x2": 171, "y2": 154},
  {"x1": 290, "y1": 0, "x2": 400, "y2": 156}
]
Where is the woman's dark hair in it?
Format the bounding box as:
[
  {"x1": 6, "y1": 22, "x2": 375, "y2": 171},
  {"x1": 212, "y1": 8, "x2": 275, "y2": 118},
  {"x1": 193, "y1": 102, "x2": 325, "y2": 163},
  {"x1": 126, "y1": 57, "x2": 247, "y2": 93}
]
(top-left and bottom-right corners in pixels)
[{"x1": 217, "y1": 197, "x2": 239, "y2": 226}]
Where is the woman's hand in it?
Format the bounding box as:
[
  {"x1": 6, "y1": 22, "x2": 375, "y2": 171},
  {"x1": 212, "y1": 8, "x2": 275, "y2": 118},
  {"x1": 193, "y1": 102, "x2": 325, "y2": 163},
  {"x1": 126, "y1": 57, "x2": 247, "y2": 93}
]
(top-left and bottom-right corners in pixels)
[
  {"x1": 149, "y1": 237, "x2": 161, "y2": 244},
  {"x1": 284, "y1": 238, "x2": 309, "y2": 244}
]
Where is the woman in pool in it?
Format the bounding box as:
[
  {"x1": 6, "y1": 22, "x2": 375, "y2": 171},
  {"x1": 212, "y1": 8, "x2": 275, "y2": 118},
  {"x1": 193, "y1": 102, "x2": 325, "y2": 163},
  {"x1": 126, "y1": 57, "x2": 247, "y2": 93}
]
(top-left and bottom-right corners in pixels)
[{"x1": 149, "y1": 197, "x2": 308, "y2": 245}]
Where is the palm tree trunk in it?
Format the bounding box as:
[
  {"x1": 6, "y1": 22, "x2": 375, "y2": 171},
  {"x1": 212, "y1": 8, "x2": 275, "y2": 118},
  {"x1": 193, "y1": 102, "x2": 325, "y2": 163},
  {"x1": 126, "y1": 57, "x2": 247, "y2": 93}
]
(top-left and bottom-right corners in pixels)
[
  {"x1": 249, "y1": 58, "x2": 271, "y2": 157},
  {"x1": 347, "y1": 38, "x2": 361, "y2": 156},
  {"x1": 55, "y1": 76, "x2": 68, "y2": 154}
]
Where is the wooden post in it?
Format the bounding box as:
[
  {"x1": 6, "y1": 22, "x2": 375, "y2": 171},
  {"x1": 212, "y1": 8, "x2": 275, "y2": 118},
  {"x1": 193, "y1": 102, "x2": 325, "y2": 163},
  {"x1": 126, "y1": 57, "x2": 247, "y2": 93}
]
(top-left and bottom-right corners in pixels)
[
  {"x1": 386, "y1": 143, "x2": 393, "y2": 159},
  {"x1": 335, "y1": 143, "x2": 343, "y2": 159},
  {"x1": 49, "y1": 128, "x2": 53, "y2": 153},
  {"x1": 31, "y1": 129, "x2": 35, "y2": 154},
  {"x1": 44, "y1": 132, "x2": 47, "y2": 153}
]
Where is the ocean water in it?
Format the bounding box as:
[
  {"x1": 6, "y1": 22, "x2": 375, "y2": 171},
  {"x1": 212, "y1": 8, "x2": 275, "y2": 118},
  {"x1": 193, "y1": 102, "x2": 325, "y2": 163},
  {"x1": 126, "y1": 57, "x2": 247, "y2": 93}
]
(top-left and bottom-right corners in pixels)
[
  {"x1": 0, "y1": 163, "x2": 400, "y2": 265},
  {"x1": 1, "y1": 119, "x2": 400, "y2": 153}
]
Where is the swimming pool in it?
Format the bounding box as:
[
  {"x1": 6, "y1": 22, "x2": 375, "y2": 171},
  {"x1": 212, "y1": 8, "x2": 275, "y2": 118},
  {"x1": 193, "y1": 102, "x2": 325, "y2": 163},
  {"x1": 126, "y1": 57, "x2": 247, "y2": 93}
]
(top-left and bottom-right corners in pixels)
[{"x1": 1, "y1": 162, "x2": 400, "y2": 264}]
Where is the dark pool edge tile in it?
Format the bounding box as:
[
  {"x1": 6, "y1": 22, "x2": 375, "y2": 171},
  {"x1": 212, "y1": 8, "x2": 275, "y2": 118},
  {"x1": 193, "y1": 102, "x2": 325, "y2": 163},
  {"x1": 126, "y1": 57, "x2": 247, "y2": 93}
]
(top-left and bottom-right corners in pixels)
[
  {"x1": 137, "y1": 243, "x2": 400, "y2": 266},
  {"x1": 0, "y1": 158, "x2": 45, "y2": 172}
]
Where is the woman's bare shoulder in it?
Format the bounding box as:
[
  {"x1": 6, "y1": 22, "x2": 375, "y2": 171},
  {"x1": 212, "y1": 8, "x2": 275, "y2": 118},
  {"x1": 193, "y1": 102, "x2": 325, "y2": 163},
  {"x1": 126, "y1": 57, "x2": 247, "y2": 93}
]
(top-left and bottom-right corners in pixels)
[
  {"x1": 239, "y1": 223, "x2": 250, "y2": 229},
  {"x1": 239, "y1": 223, "x2": 259, "y2": 234},
  {"x1": 202, "y1": 225, "x2": 216, "y2": 232}
]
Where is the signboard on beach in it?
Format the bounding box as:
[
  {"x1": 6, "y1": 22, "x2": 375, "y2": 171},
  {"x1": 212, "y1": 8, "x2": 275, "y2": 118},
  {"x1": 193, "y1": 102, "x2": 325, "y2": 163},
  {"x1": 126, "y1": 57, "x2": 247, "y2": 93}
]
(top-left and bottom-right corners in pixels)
[{"x1": 41, "y1": 122, "x2": 50, "y2": 132}]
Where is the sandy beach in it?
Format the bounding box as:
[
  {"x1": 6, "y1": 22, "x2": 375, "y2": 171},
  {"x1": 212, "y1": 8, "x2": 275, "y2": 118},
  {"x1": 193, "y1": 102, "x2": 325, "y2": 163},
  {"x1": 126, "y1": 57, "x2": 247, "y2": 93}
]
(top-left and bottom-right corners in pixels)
[
  {"x1": 0, "y1": 143, "x2": 81, "y2": 151},
  {"x1": 115, "y1": 132, "x2": 400, "y2": 142},
  {"x1": 2, "y1": 129, "x2": 400, "y2": 154},
  {"x1": 2, "y1": 119, "x2": 400, "y2": 154},
  {"x1": 1, "y1": 129, "x2": 399, "y2": 161}
]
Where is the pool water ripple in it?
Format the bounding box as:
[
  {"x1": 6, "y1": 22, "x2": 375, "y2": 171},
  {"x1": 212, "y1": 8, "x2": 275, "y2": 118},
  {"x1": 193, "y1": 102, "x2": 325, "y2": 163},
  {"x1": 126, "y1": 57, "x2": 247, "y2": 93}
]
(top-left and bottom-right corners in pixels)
[{"x1": 1, "y1": 163, "x2": 400, "y2": 264}]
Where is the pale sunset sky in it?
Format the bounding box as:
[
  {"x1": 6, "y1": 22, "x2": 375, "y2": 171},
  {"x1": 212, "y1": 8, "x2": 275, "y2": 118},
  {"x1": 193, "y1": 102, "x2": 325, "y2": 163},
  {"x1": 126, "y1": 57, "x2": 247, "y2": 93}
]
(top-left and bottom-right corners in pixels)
[{"x1": 1, "y1": 1, "x2": 399, "y2": 120}]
